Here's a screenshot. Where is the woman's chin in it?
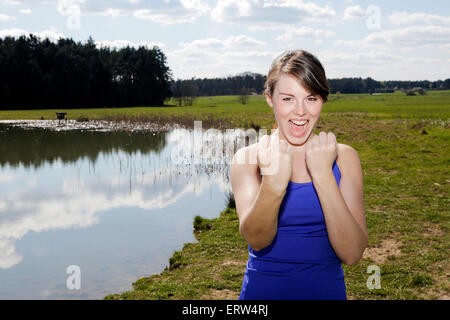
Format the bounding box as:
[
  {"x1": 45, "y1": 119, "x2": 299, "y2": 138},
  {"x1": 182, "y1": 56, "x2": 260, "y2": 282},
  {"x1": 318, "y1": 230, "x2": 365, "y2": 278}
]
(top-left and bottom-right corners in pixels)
[{"x1": 284, "y1": 129, "x2": 312, "y2": 146}]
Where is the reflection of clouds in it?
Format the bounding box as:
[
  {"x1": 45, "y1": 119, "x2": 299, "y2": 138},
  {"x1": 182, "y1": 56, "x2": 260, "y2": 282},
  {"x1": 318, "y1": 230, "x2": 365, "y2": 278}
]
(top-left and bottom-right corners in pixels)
[
  {"x1": 0, "y1": 170, "x2": 220, "y2": 269},
  {"x1": 0, "y1": 239, "x2": 22, "y2": 269},
  {"x1": 0, "y1": 127, "x2": 235, "y2": 270},
  {"x1": 0, "y1": 172, "x2": 15, "y2": 183}
]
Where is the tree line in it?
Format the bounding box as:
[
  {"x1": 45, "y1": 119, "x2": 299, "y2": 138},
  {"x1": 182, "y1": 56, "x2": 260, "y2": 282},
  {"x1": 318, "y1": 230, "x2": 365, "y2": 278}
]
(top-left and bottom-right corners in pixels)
[
  {"x1": 170, "y1": 72, "x2": 266, "y2": 106},
  {"x1": 1, "y1": 35, "x2": 449, "y2": 110},
  {"x1": 0, "y1": 35, "x2": 172, "y2": 109},
  {"x1": 173, "y1": 74, "x2": 450, "y2": 97}
]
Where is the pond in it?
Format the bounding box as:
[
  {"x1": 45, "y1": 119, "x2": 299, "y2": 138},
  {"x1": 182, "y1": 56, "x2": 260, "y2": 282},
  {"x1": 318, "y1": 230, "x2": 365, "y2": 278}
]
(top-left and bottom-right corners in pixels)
[{"x1": 0, "y1": 122, "x2": 254, "y2": 299}]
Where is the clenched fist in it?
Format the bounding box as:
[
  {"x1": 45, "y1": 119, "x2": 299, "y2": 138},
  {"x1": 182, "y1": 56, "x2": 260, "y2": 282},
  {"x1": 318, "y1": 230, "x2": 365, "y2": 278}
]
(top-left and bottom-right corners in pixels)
[
  {"x1": 257, "y1": 129, "x2": 294, "y2": 194},
  {"x1": 305, "y1": 131, "x2": 338, "y2": 182}
]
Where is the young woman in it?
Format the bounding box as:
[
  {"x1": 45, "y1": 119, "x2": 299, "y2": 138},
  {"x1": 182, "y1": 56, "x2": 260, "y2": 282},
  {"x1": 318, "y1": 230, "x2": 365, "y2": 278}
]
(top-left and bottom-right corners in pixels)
[{"x1": 230, "y1": 50, "x2": 368, "y2": 300}]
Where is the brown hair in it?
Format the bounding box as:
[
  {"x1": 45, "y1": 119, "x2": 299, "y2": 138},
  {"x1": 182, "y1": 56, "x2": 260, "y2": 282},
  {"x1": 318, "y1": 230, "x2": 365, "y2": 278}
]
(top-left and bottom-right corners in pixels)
[{"x1": 265, "y1": 50, "x2": 330, "y2": 102}]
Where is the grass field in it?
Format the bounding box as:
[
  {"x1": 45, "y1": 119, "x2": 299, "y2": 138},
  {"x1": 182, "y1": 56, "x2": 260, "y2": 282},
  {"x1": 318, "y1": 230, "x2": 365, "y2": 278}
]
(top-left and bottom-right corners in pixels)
[
  {"x1": 1, "y1": 90, "x2": 449, "y2": 128},
  {"x1": 2, "y1": 91, "x2": 448, "y2": 300}
]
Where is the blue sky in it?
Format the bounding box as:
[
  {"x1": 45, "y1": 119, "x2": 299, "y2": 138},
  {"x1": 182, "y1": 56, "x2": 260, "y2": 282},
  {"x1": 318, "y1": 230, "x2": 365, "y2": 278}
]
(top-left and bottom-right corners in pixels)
[{"x1": 0, "y1": 0, "x2": 449, "y2": 80}]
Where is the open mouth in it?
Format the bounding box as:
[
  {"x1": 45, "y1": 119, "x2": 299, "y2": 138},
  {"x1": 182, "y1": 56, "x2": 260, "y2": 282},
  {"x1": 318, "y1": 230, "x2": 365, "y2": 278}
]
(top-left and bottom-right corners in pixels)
[
  {"x1": 290, "y1": 119, "x2": 308, "y2": 126},
  {"x1": 288, "y1": 119, "x2": 308, "y2": 137}
]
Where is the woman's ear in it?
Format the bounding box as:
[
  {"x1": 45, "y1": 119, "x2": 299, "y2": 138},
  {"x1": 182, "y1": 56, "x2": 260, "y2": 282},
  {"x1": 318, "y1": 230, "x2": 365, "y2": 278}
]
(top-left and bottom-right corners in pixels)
[{"x1": 265, "y1": 91, "x2": 273, "y2": 108}]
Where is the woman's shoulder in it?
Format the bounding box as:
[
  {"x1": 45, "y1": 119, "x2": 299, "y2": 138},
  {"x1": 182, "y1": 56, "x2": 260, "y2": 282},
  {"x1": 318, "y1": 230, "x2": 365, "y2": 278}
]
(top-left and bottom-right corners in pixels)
[
  {"x1": 231, "y1": 143, "x2": 259, "y2": 167},
  {"x1": 336, "y1": 143, "x2": 361, "y2": 176},
  {"x1": 337, "y1": 142, "x2": 357, "y2": 155},
  {"x1": 230, "y1": 143, "x2": 261, "y2": 187}
]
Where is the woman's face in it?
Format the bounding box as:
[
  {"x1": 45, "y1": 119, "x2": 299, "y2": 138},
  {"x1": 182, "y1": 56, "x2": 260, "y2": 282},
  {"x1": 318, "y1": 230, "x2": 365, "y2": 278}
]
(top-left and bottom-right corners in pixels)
[{"x1": 265, "y1": 72, "x2": 323, "y2": 147}]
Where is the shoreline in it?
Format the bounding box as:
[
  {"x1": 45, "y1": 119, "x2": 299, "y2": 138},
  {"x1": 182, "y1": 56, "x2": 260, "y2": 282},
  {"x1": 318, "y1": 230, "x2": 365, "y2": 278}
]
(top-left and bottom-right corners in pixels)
[
  {"x1": 0, "y1": 119, "x2": 177, "y2": 132},
  {"x1": 104, "y1": 204, "x2": 248, "y2": 300},
  {"x1": 0, "y1": 115, "x2": 255, "y2": 132}
]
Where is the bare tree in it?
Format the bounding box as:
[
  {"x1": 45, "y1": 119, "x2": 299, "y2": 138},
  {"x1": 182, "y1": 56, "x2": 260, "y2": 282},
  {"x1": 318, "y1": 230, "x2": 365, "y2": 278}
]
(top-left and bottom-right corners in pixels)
[
  {"x1": 172, "y1": 80, "x2": 198, "y2": 106},
  {"x1": 181, "y1": 81, "x2": 198, "y2": 106},
  {"x1": 239, "y1": 86, "x2": 249, "y2": 105}
]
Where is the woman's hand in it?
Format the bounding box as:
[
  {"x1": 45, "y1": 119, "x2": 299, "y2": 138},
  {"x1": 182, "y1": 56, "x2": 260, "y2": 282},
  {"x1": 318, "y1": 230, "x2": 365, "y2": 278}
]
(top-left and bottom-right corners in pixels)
[
  {"x1": 257, "y1": 129, "x2": 294, "y2": 194},
  {"x1": 305, "y1": 131, "x2": 338, "y2": 182}
]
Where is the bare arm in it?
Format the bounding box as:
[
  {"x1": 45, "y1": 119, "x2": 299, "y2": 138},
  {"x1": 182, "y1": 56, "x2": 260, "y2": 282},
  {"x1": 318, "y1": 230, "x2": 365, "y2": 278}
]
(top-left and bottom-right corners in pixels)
[
  {"x1": 313, "y1": 144, "x2": 368, "y2": 265},
  {"x1": 230, "y1": 145, "x2": 286, "y2": 251}
]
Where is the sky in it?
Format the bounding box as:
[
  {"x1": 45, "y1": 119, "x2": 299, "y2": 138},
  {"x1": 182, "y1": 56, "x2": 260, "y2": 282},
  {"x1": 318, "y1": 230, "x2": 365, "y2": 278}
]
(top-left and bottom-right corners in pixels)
[{"x1": 0, "y1": 0, "x2": 449, "y2": 81}]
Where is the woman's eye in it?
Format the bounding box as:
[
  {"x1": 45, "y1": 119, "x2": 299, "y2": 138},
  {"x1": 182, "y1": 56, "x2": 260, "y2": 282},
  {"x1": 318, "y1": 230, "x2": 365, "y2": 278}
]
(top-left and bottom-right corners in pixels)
[
  {"x1": 282, "y1": 97, "x2": 292, "y2": 101},
  {"x1": 307, "y1": 97, "x2": 317, "y2": 101}
]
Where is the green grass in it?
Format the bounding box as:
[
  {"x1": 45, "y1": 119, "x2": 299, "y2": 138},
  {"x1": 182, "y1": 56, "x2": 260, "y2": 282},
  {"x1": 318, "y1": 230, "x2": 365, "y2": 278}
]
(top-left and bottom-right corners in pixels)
[
  {"x1": 101, "y1": 90, "x2": 449, "y2": 300},
  {"x1": 2, "y1": 90, "x2": 449, "y2": 129},
  {"x1": 2, "y1": 90, "x2": 447, "y2": 300},
  {"x1": 325, "y1": 90, "x2": 450, "y2": 119}
]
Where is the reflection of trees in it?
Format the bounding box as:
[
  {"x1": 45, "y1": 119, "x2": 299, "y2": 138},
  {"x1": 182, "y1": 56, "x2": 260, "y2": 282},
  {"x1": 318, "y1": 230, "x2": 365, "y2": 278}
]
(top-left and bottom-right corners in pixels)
[{"x1": 0, "y1": 124, "x2": 167, "y2": 168}]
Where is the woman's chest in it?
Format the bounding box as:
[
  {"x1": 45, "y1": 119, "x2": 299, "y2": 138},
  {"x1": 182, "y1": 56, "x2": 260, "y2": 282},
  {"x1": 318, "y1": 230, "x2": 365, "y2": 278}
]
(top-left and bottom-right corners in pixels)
[{"x1": 277, "y1": 185, "x2": 327, "y2": 231}]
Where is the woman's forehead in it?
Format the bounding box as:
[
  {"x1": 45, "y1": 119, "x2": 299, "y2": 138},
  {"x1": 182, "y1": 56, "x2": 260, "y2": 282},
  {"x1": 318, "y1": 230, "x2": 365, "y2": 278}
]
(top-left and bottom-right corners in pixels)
[{"x1": 274, "y1": 74, "x2": 311, "y2": 95}]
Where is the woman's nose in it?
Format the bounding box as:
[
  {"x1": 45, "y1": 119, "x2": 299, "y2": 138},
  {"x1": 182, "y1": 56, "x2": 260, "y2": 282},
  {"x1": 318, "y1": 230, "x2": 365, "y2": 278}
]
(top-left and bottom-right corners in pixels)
[{"x1": 294, "y1": 98, "x2": 306, "y2": 114}]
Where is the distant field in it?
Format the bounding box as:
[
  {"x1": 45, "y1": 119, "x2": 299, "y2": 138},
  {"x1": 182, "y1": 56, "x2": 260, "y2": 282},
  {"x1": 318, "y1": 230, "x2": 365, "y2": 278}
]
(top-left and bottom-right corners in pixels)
[{"x1": 0, "y1": 91, "x2": 449, "y2": 129}]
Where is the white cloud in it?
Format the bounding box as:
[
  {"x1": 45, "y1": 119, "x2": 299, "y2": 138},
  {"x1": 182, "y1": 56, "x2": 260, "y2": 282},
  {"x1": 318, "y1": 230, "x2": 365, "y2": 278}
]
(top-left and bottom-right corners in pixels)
[
  {"x1": 97, "y1": 8, "x2": 127, "y2": 18},
  {"x1": 130, "y1": 0, "x2": 211, "y2": 25},
  {"x1": 167, "y1": 34, "x2": 269, "y2": 74},
  {"x1": 0, "y1": 0, "x2": 21, "y2": 5},
  {"x1": 263, "y1": 0, "x2": 335, "y2": 18},
  {"x1": 276, "y1": 26, "x2": 335, "y2": 42},
  {"x1": 333, "y1": 25, "x2": 450, "y2": 49},
  {"x1": 132, "y1": 8, "x2": 200, "y2": 25},
  {"x1": 388, "y1": 12, "x2": 450, "y2": 25},
  {"x1": 225, "y1": 34, "x2": 267, "y2": 47},
  {"x1": 218, "y1": 50, "x2": 277, "y2": 59},
  {"x1": 211, "y1": 0, "x2": 251, "y2": 22},
  {"x1": 319, "y1": 49, "x2": 402, "y2": 65},
  {"x1": 19, "y1": 8, "x2": 32, "y2": 14},
  {"x1": 168, "y1": 35, "x2": 277, "y2": 79},
  {"x1": 179, "y1": 0, "x2": 209, "y2": 14},
  {"x1": 318, "y1": 48, "x2": 445, "y2": 80},
  {"x1": 171, "y1": 34, "x2": 266, "y2": 56},
  {"x1": 211, "y1": 0, "x2": 336, "y2": 30},
  {"x1": 342, "y1": 5, "x2": 366, "y2": 21},
  {"x1": 53, "y1": 0, "x2": 211, "y2": 25},
  {"x1": 0, "y1": 14, "x2": 16, "y2": 21},
  {"x1": 0, "y1": 28, "x2": 65, "y2": 41}
]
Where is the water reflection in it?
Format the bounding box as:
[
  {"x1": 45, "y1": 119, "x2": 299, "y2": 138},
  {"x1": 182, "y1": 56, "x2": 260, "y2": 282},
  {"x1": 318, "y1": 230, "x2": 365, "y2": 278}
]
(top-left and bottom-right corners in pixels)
[{"x1": 0, "y1": 124, "x2": 240, "y2": 299}]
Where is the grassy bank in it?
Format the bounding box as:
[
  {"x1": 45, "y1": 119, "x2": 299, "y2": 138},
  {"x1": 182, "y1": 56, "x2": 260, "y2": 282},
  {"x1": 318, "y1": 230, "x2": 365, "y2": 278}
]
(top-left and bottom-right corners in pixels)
[
  {"x1": 103, "y1": 91, "x2": 449, "y2": 300},
  {"x1": 104, "y1": 205, "x2": 247, "y2": 300}
]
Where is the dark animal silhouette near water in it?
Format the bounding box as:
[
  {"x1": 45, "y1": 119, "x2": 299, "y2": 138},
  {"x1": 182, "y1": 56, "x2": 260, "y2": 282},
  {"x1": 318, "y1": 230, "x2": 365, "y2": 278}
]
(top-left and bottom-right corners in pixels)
[{"x1": 56, "y1": 112, "x2": 67, "y2": 124}]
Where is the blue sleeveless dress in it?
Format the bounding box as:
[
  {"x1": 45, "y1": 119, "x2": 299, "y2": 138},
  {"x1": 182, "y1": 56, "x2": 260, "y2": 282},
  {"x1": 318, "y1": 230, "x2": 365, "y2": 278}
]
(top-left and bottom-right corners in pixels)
[{"x1": 238, "y1": 159, "x2": 347, "y2": 300}]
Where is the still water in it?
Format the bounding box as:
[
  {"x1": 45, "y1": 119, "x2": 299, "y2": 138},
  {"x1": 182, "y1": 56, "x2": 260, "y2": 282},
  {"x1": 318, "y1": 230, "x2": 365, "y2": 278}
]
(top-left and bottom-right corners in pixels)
[{"x1": 0, "y1": 124, "x2": 238, "y2": 299}]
